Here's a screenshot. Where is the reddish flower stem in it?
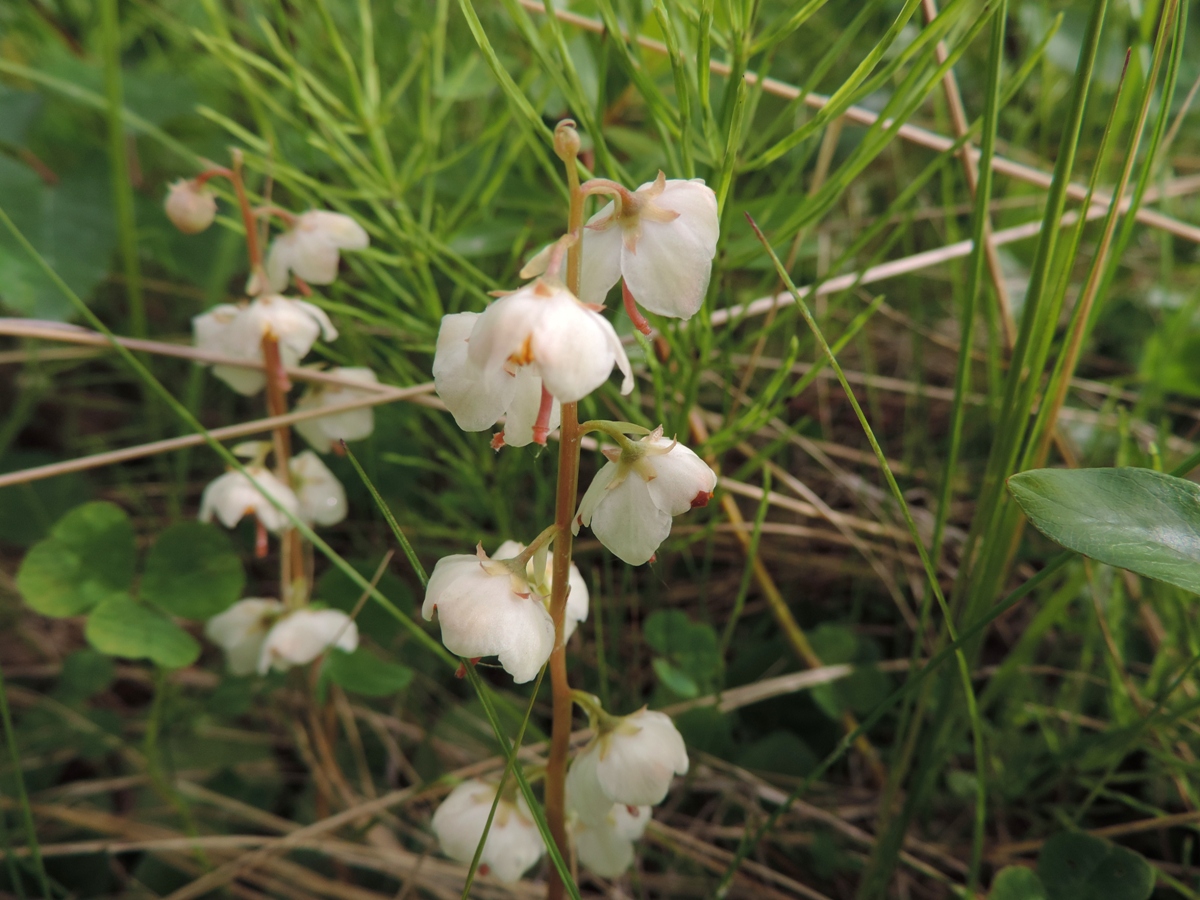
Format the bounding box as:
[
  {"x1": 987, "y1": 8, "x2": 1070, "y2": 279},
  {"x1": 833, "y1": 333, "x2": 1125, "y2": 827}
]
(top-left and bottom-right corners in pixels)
[
  {"x1": 621, "y1": 282, "x2": 652, "y2": 335},
  {"x1": 545, "y1": 120, "x2": 585, "y2": 900}
]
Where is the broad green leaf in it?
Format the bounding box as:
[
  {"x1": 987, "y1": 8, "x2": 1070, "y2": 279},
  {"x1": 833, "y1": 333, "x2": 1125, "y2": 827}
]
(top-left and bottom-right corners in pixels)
[
  {"x1": 652, "y1": 658, "x2": 699, "y2": 698},
  {"x1": 16, "y1": 501, "x2": 135, "y2": 616},
  {"x1": 737, "y1": 731, "x2": 818, "y2": 777},
  {"x1": 141, "y1": 521, "x2": 245, "y2": 619},
  {"x1": 320, "y1": 648, "x2": 413, "y2": 697},
  {"x1": 85, "y1": 597, "x2": 201, "y2": 669},
  {"x1": 55, "y1": 650, "x2": 115, "y2": 703},
  {"x1": 643, "y1": 610, "x2": 721, "y2": 692},
  {"x1": 1009, "y1": 468, "x2": 1200, "y2": 594},
  {"x1": 1037, "y1": 832, "x2": 1154, "y2": 900},
  {"x1": 989, "y1": 866, "x2": 1047, "y2": 900}
]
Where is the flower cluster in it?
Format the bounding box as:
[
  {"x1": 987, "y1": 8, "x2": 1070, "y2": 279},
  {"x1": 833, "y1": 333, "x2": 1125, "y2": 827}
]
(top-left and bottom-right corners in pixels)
[
  {"x1": 205, "y1": 600, "x2": 358, "y2": 676},
  {"x1": 424, "y1": 136, "x2": 716, "y2": 883}
]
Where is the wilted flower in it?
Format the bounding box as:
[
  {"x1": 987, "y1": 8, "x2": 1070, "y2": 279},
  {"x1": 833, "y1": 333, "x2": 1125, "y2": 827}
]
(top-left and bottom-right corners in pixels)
[
  {"x1": 164, "y1": 179, "x2": 217, "y2": 234},
  {"x1": 570, "y1": 707, "x2": 689, "y2": 809},
  {"x1": 494, "y1": 539, "x2": 588, "y2": 641},
  {"x1": 572, "y1": 802, "x2": 650, "y2": 879},
  {"x1": 258, "y1": 608, "x2": 358, "y2": 674},
  {"x1": 204, "y1": 598, "x2": 284, "y2": 676},
  {"x1": 266, "y1": 210, "x2": 369, "y2": 292},
  {"x1": 200, "y1": 466, "x2": 300, "y2": 533},
  {"x1": 421, "y1": 546, "x2": 555, "y2": 684},
  {"x1": 293, "y1": 367, "x2": 379, "y2": 452},
  {"x1": 290, "y1": 451, "x2": 347, "y2": 526},
  {"x1": 574, "y1": 428, "x2": 716, "y2": 565},
  {"x1": 193, "y1": 295, "x2": 338, "y2": 395},
  {"x1": 579, "y1": 174, "x2": 719, "y2": 320},
  {"x1": 431, "y1": 779, "x2": 545, "y2": 883}
]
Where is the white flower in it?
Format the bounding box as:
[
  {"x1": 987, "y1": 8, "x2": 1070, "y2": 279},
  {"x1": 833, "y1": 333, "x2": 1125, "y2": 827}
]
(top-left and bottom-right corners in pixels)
[
  {"x1": 289, "y1": 451, "x2": 348, "y2": 526},
  {"x1": 204, "y1": 598, "x2": 284, "y2": 676},
  {"x1": 574, "y1": 428, "x2": 716, "y2": 565},
  {"x1": 433, "y1": 312, "x2": 560, "y2": 448},
  {"x1": 266, "y1": 210, "x2": 369, "y2": 292},
  {"x1": 293, "y1": 367, "x2": 379, "y2": 452},
  {"x1": 199, "y1": 466, "x2": 300, "y2": 533},
  {"x1": 258, "y1": 608, "x2": 358, "y2": 674},
  {"x1": 193, "y1": 295, "x2": 338, "y2": 395},
  {"x1": 571, "y1": 708, "x2": 689, "y2": 808},
  {"x1": 494, "y1": 539, "x2": 588, "y2": 641},
  {"x1": 580, "y1": 174, "x2": 719, "y2": 319},
  {"x1": 164, "y1": 179, "x2": 216, "y2": 234},
  {"x1": 421, "y1": 547, "x2": 555, "y2": 684},
  {"x1": 572, "y1": 803, "x2": 650, "y2": 879},
  {"x1": 431, "y1": 779, "x2": 545, "y2": 883}
]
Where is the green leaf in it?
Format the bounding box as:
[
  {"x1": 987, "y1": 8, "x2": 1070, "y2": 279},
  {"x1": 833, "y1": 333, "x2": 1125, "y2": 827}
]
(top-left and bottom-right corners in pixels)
[
  {"x1": 1009, "y1": 467, "x2": 1200, "y2": 595},
  {"x1": 141, "y1": 521, "x2": 245, "y2": 619},
  {"x1": 0, "y1": 452, "x2": 90, "y2": 547},
  {"x1": 55, "y1": 649, "x2": 115, "y2": 703},
  {"x1": 16, "y1": 501, "x2": 135, "y2": 616},
  {"x1": 1037, "y1": 832, "x2": 1154, "y2": 900},
  {"x1": 643, "y1": 610, "x2": 721, "y2": 691},
  {"x1": 320, "y1": 648, "x2": 413, "y2": 697},
  {"x1": 652, "y1": 658, "x2": 699, "y2": 698},
  {"x1": 85, "y1": 596, "x2": 201, "y2": 669},
  {"x1": 989, "y1": 866, "x2": 1047, "y2": 900}
]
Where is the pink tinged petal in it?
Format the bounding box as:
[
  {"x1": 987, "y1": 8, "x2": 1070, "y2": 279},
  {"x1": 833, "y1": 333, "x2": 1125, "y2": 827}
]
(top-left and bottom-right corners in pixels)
[
  {"x1": 502, "y1": 370, "x2": 560, "y2": 448},
  {"x1": 644, "y1": 442, "x2": 718, "y2": 516},
  {"x1": 621, "y1": 180, "x2": 719, "y2": 319},
  {"x1": 595, "y1": 710, "x2": 689, "y2": 806},
  {"x1": 574, "y1": 463, "x2": 618, "y2": 534},
  {"x1": 433, "y1": 312, "x2": 518, "y2": 432},
  {"x1": 587, "y1": 476, "x2": 672, "y2": 566},
  {"x1": 579, "y1": 205, "x2": 624, "y2": 307}
]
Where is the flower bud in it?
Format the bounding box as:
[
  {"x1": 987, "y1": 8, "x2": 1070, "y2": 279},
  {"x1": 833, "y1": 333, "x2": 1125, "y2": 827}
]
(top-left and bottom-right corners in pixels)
[
  {"x1": 164, "y1": 179, "x2": 217, "y2": 234},
  {"x1": 554, "y1": 119, "x2": 581, "y2": 162},
  {"x1": 431, "y1": 779, "x2": 545, "y2": 883}
]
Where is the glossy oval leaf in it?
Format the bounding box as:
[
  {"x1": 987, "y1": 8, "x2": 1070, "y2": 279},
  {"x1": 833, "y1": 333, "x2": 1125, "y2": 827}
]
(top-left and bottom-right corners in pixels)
[
  {"x1": 989, "y1": 866, "x2": 1047, "y2": 900},
  {"x1": 85, "y1": 596, "x2": 201, "y2": 669},
  {"x1": 1038, "y1": 832, "x2": 1154, "y2": 900},
  {"x1": 1008, "y1": 467, "x2": 1200, "y2": 594},
  {"x1": 16, "y1": 501, "x2": 136, "y2": 616},
  {"x1": 141, "y1": 521, "x2": 245, "y2": 619},
  {"x1": 321, "y1": 648, "x2": 413, "y2": 697}
]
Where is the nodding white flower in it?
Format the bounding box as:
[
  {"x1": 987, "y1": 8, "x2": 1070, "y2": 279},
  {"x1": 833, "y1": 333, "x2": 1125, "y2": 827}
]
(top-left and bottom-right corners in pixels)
[
  {"x1": 571, "y1": 708, "x2": 689, "y2": 809},
  {"x1": 431, "y1": 779, "x2": 545, "y2": 883},
  {"x1": 193, "y1": 295, "x2": 338, "y2": 395},
  {"x1": 164, "y1": 179, "x2": 217, "y2": 234},
  {"x1": 421, "y1": 546, "x2": 555, "y2": 684},
  {"x1": 494, "y1": 540, "x2": 588, "y2": 641},
  {"x1": 258, "y1": 608, "x2": 358, "y2": 674},
  {"x1": 204, "y1": 598, "x2": 284, "y2": 676},
  {"x1": 293, "y1": 367, "x2": 379, "y2": 452},
  {"x1": 266, "y1": 210, "x2": 369, "y2": 292},
  {"x1": 573, "y1": 428, "x2": 716, "y2": 565},
  {"x1": 289, "y1": 451, "x2": 347, "y2": 526},
  {"x1": 433, "y1": 312, "x2": 561, "y2": 448},
  {"x1": 200, "y1": 466, "x2": 300, "y2": 533},
  {"x1": 579, "y1": 174, "x2": 719, "y2": 319},
  {"x1": 572, "y1": 802, "x2": 651, "y2": 879}
]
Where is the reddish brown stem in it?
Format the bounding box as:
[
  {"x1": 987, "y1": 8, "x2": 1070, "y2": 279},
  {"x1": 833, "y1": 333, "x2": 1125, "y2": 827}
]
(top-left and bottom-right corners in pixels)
[
  {"x1": 228, "y1": 151, "x2": 262, "y2": 272},
  {"x1": 621, "y1": 281, "x2": 652, "y2": 335}
]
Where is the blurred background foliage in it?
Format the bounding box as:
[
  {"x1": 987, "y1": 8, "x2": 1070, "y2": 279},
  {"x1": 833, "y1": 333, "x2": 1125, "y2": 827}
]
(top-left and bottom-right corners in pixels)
[{"x1": 1, "y1": 0, "x2": 1200, "y2": 897}]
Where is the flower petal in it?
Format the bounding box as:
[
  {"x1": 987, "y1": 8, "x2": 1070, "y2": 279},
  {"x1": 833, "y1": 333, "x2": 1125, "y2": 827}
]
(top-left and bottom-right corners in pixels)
[
  {"x1": 530, "y1": 298, "x2": 622, "y2": 403},
  {"x1": 502, "y1": 370, "x2": 560, "y2": 448},
  {"x1": 258, "y1": 608, "x2": 358, "y2": 673},
  {"x1": 574, "y1": 463, "x2": 618, "y2": 533},
  {"x1": 433, "y1": 312, "x2": 518, "y2": 432},
  {"x1": 644, "y1": 441, "x2": 717, "y2": 516},
  {"x1": 579, "y1": 206, "x2": 624, "y2": 307},
  {"x1": 204, "y1": 598, "x2": 283, "y2": 676},
  {"x1": 587, "y1": 475, "x2": 672, "y2": 566},
  {"x1": 595, "y1": 710, "x2": 689, "y2": 806}
]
